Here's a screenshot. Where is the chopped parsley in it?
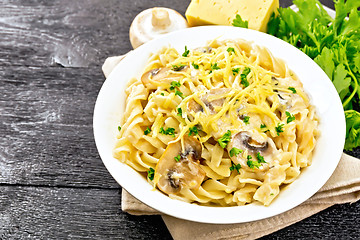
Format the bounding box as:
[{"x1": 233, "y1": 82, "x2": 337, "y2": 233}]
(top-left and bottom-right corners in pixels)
[
  {"x1": 177, "y1": 107, "x2": 182, "y2": 117},
  {"x1": 288, "y1": 87, "x2": 297, "y2": 93},
  {"x1": 275, "y1": 123, "x2": 284, "y2": 136},
  {"x1": 192, "y1": 62, "x2": 199, "y2": 69},
  {"x1": 147, "y1": 167, "x2": 155, "y2": 181},
  {"x1": 243, "y1": 116, "x2": 250, "y2": 125},
  {"x1": 188, "y1": 126, "x2": 199, "y2": 136},
  {"x1": 232, "y1": 14, "x2": 249, "y2": 28},
  {"x1": 229, "y1": 147, "x2": 242, "y2": 157},
  {"x1": 240, "y1": 67, "x2": 251, "y2": 87},
  {"x1": 160, "y1": 93, "x2": 165, "y2": 96},
  {"x1": 218, "y1": 130, "x2": 231, "y2": 148},
  {"x1": 210, "y1": 62, "x2": 220, "y2": 73},
  {"x1": 247, "y1": 160, "x2": 261, "y2": 169},
  {"x1": 172, "y1": 64, "x2": 186, "y2": 71},
  {"x1": 232, "y1": 68, "x2": 240, "y2": 76},
  {"x1": 182, "y1": 46, "x2": 190, "y2": 57},
  {"x1": 169, "y1": 81, "x2": 181, "y2": 90},
  {"x1": 260, "y1": 124, "x2": 267, "y2": 129},
  {"x1": 230, "y1": 163, "x2": 241, "y2": 173},
  {"x1": 227, "y1": 47, "x2": 235, "y2": 54},
  {"x1": 118, "y1": 126, "x2": 121, "y2": 131},
  {"x1": 159, "y1": 127, "x2": 175, "y2": 137},
  {"x1": 174, "y1": 155, "x2": 181, "y2": 162},
  {"x1": 175, "y1": 90, "x2": 184, "y2": 99},
  {"x1": 256, "y1": 152, "x2": 266, "y2": 163},
  {"x1": 285, "y1": 111, "x2": 295, "y2": 124},
  {"x1": 144, "y1": 127, "x2": 151, "y2": 135}
]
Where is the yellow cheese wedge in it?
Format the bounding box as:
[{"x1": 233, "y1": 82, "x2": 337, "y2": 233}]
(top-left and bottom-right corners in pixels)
[{"x1": 185, "y1": 0, "x2": 279, "y2": 32}]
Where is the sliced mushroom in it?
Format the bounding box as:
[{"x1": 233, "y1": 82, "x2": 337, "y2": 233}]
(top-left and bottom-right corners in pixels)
[
  {"x1": 227, "y1": 131, "x2": 278, "y2": 172},
  {"x1": 155, "y1": 136, "x2": 205, "y2": 195},
  {"x1": 193, "y1": 46, "x2": 212, "y2": 53},
  {"x1": 188, "y1": 88, "x2": 230, "y2": 113},
  {"x1": 141, "y1": 66, "x2": 188, "y2": 90}
]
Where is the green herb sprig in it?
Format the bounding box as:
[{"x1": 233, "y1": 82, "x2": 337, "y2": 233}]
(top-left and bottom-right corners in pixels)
[
  {"x1": 266, "y1": 0, "x2": 360, "y2": 150},
  {"x1": 218, "y1": 130, "x2": 231, "y2": 148}
]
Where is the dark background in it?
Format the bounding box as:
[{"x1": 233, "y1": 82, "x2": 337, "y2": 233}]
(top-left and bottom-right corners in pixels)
[{"x1": 1, "y1": 0, "x2": 359, "y2": 239}]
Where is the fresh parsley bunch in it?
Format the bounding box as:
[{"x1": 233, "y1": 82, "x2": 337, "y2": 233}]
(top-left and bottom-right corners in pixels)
[{"x1": 266, "y1": 0, "x2": 360, "y2": 150}]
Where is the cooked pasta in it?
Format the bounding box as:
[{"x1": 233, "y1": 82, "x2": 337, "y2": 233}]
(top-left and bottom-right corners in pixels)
[{"x1": 114, "y1": 39, "x2": 319, "y2": 206}]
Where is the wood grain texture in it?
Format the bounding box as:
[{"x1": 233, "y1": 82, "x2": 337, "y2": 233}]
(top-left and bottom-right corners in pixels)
[
  {"x1": 0, "y1": 0, "x2": 358, "y2": 239},
  {"x1": 0, "y1": 186, "x2": 172, "y2": 239},
  {"x1": 0, "y1": 65, "x2": 118, "y2": 188},
  {"x1": 0, "y1": 0, "x2": 190, "y2": 68}
]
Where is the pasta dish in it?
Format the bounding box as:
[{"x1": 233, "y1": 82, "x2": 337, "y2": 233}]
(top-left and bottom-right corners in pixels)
[{"x1": 113, "y1": 39, "x2": 319, "y2": 206}]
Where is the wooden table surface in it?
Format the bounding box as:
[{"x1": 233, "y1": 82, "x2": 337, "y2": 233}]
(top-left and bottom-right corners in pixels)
[{"x1": 1, "y1": 0, "x2": 359, "y2": 239}]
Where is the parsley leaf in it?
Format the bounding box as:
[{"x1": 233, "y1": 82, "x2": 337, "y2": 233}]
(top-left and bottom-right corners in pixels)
[
  {"x1": 288, "y1": 87, "x2": 297, "y2": 93},
  {"x1": 177, "y1": 107, "x2": 182, "y2": 117},
  {"x1": 192, "y1": 62, "x2": 199, "y2": 69},
  {"x1": 230, "y1": 163, "x2": 241, "y2": 173},
  {"x1": 218, "y1": 130, "x2": 231, "y2": 148},
  {"x1": 175, "y1": 90, "x2": 184, "y2": 99},
  {"x1": 267, "y1": 0, "x2": 360, "y2": 150},
  {"x1": 232, "y1": 14, "x2": 249, "y2": 28},
  {"x1": 229, "y1": 147, "x2": 242, "y2": 157},
  {"x1": 169, "y1": 81, "x2": 181, "y2": 90},
  {"x1": 240, "y1": 67, "x2": 251, "y2": 87},
  {"x1": 144, "y1": 127, "x2": 151, "y2": 135},
  {"x1": 260, "y1": 124, "x2": 267, "y2": 129},
  {"x1": 174, "y1": 155, "x2": 181, "y2": 162},
  {"x1": 243, "y1": 116, "x2": 250, "y2": 125},
  {"x1": 232, "y1": 68, "x2": 240, "y2": 76},
  {"x1": 211, "y1": 63, "x2": 221, "y2": 72},
  {"x1": 118, "y1": 126, "x2": 121, "y2": 131},
  {"x1": 227, "y1": 47, "x2": 235, "y2": 54},
  {"x1": 285, "y1": 111, "x2": 295, "y2": 124},
  {"x1": 188, "y1": 126, "x2": 199, "y2": 136},
  {"x1": 275, "y1": 123, "x2": 284, "y2": 136},
  {"x1": 159, "y1": 127, "x2": 175, "y2": 137},
  {"x1": 256, "y1": 152, "x2": 266, "y2": 163},
  {"x1": 344, "y1": 110, "x2": 360, "y2": 151},
  {"x1": 147, "y1": 167, "x2": 155, "y2": 181},
  {"x1": 160, "y1": 93, "x2": 165, "y2": 96},
  {"x1": 182, "y1": 46, "x2": 190, "y2": 57},
  {"x1": 247, "y1": 155, "x2": 261, "y2": 169}
]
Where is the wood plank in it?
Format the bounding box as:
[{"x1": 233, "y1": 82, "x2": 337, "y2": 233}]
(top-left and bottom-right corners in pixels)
[
  {"x1": 262, "y1": 201, "x2": 360, "y2": 239},
  {"x1": 0, "y1": 186, "x2": 172, "y2": 239},
  {"x1": 0, "y1": 185, "x2": 358, "y2": 239},
  {"x1": 0, "y1": 0, "x2": 190, "y2": 68},
  {"x1": 0, "y1": 65, "x2": 119, "y2": 187}
]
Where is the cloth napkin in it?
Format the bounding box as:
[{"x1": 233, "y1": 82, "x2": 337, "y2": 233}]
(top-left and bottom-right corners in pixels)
[{"x1": 103, "y1": 55, "x2": 360, "y2": 240}]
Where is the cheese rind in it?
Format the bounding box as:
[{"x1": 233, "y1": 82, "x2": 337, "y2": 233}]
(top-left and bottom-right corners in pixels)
[{"x1": 185, "y1": 0, "x2": 279, "y2": 32}]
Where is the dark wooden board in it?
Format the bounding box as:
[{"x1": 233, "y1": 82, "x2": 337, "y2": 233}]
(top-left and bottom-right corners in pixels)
[
  {"x1": 0, "y1": 0, "x2": 359, "y2": 239},
  {"x1": 0, "y1": 0, "x2": 190, "y2": 68},
  {"x1": 0, "y1": 186, "x2": 172, "y2": 239},
  {"x1": 0, "y1": 65, "x2": 118, "y2": 188}
]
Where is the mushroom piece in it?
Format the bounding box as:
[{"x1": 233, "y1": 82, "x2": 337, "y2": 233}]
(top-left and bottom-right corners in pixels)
[
  {"x1": 141, "y1": 66, "x2": 188, "y2": 90},
  {"x1": 188, "y1": 88, "x2": 230, "y2": 113},
  {"x1": 193, "y1": 46, "x2": 212, "y2": 53},
  {"x1": 155, "y1": 136, "x2": 205, "y2": 195},
  {"x1": 129, "y1": 7, "x2": 188, "y2": 49},
  {"x1": 227, "y1": 131, "x2": 278, "y2": 172}
]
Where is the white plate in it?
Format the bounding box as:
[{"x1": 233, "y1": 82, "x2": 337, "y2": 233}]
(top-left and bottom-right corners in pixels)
[{"x1": 93, "y1": 26, "x2": 345, "y2": 224}]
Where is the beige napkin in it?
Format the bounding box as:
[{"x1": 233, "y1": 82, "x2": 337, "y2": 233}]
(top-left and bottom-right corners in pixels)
[{"x1": 103, "y1": 55, "x2": 360, "y2": 240}]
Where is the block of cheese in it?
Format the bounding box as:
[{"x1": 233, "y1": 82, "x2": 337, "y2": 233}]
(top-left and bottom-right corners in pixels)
[{"x1": 185, "y1": 0, "x2": 279, "y2": 32}]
